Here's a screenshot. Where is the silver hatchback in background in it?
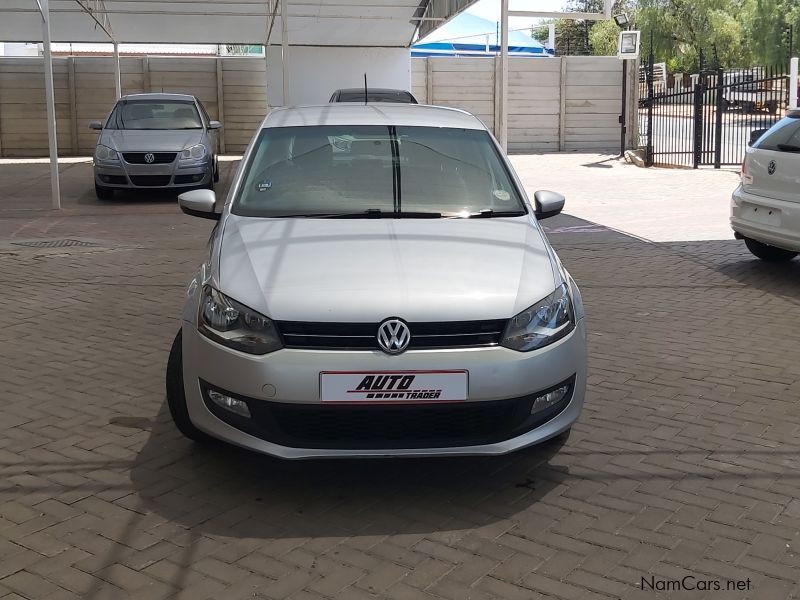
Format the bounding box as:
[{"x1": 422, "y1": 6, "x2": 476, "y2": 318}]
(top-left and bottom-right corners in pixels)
[
  {"x1": 90, "y1": 93, "x2": 221, "y2": 200},
  {"x1": 166, "y1": 103, "x2": 587, "y2": 459}
]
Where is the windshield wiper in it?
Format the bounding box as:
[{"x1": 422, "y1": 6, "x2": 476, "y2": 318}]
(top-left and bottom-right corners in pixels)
[
  {"x1": 327, "y1": 209, "x2": 442, "y2": 219},
  {"x1": 265, "y1": 210, "x2": 442, "y2": 219},
  {"x1": 444, "y1": 209, "x2": 526, "y2": 218},
  {"x1": 776, "y1": 143, "x2": 800, "y2": 153}
]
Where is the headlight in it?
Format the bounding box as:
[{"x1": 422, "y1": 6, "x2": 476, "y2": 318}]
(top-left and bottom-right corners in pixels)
[
  {"x1": 181, "y1": 144, "x2": 206, "y2": 160},
  {"x1": 94, "y1": 145, "x2": 118, "y2": 162},
  {"x1": 198, "y1": 286, "x2": 282, "y2": 355},
  {"x1": 501, "y1": 283, "x2": 575, "y2": 352}
]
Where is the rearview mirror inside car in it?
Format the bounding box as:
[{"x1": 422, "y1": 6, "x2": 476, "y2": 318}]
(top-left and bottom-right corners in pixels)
[
  {"x1": 178, "y1": 189, "x2": 219, "y2": 221},
  {"x1": 88, "y1": 121, "x2": 103, "y2": 130},
  {"x1": 748, "y1": 128, "x2": 768, "y2": 146},
  {"x1": 534, "y1": 190, "x2": 565, "y2": 220}
]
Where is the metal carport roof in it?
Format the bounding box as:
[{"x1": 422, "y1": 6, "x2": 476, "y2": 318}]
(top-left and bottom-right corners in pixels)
[{"x1": 0, "y1": 0, "x2": 470, "y2": 46}]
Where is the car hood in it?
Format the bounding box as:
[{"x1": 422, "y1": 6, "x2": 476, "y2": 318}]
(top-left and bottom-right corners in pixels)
[
  {"x1": 101, "y1": 129, "x2": 203, "y2": 152},
  {"x1": 216, "y1": 215, "x2": 557, "y2": 322}
]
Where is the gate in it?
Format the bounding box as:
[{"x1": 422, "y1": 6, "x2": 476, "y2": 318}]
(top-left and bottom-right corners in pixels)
[{"x1": 640, "y1": 59, "x2": 788, "y2": 168}]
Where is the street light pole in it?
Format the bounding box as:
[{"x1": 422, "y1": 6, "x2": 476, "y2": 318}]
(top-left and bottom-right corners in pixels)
[
  {"x1": 614, "y1": 13, "x2": 632, "y2": 157},
  {"x1": 620, "y1": 58, "x2": 627, "y2": 157}
]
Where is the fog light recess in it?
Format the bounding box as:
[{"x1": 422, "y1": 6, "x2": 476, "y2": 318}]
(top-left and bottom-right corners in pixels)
[
  {"x1": 531, "y1": 385, "x2": 570, "y2": 414},
  {"x1": 207, "y1": 389, "x2": 251, "y2": 418}
]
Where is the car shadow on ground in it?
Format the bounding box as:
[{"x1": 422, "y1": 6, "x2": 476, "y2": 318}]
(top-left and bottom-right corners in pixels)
[
  {"x1": 126, "y1": 399, "x2": 570, "y2": 540},
  {"x1": 121, "y1": 213, "x2": 614, "y2": 541},
  {"x1": 76, "y1": 188, "x2": 187, "y2": 207},
  {"x1": 660, "y1": 238, "x2": 800, "y2": 306}
]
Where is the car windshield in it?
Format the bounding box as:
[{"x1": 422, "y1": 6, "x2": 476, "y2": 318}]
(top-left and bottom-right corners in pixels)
[
  {"x1": 337, "y1": 91, "x2": 415, "y2": 103},
  {"x1": 754, "y1": 114, "x2": 800, "y2": 152},
  {"x1": 105, "y1": 100, "x2": 203, "y2": 130},
  {"x1": 233, "y1": 125, "x2": 526, "y2": 218}
]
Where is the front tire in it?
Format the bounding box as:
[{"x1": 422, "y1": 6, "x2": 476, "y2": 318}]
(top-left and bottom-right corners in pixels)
[
  {"x1": 166, "y1": 329, "x2": 211, "y2": 443},
  {"x1": 95, "y1": 184, "x2": 114, "y2": 200},
  {"x1": 744, "y1": 237, "x2": 798, "y2": 262}
]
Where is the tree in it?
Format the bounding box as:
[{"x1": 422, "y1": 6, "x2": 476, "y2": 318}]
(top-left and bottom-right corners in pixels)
[
  {"x1": 532, "y1": 0, "x2": 633, "y2": 56},
  {"x1": 588, "y1": 19, "x2": 621, "y2": 55},
  {"x1": 635, "y1": 0, "x2": 797, "y2": 70},
  {"x1": 533, "y1": 0, "x2": 798, "y2": 69}
]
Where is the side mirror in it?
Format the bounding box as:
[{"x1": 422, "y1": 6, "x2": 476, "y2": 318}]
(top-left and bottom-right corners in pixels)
[
  {"x1": 533, "y1": 190, "x2": 565, "y2": 220},
  {"x1": 208, "y1": 121, "x2": 222, "y2": 130},
  {"x1": 89, "y1": 121, "x2": 103, "y2": 130},
  {"x1": 748, "y1": 128, "x2": 768, "y2": 146},
  {"x1": 178, "y1": 189, "x2": 220, "y2": 221}
]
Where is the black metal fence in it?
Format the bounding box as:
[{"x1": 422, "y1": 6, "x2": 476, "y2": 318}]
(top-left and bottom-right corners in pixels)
[{"x1": 639, "y1": 59, "x2": 789, "y2": 168}]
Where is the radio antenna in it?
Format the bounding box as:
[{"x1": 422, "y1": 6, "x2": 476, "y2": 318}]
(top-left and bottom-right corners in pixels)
[{"x1": 364, "y1": 73, "x2": 368, "y2": 105}]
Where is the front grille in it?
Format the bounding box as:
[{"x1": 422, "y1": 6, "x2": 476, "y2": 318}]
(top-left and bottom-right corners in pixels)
[
  {"x1": 122, "y1": 152, "x2": 177, "y2": 164},
  {"x1": 276, "y1": 319, "x2": 507, "y2": 350},
  {"x1": 199, "y1": 376, "x2": 575, "y2": 450},
  {"x1": 265, "y1": 401, "x2": 521, "y2": 448},
  {"x1": 129, "y1": 175, "x2": 172, "y2": 187}
]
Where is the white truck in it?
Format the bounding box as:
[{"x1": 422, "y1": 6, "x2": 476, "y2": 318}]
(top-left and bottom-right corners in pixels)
[{"x1": 722, "y1": 71, "x2": 781, "y2": 114}]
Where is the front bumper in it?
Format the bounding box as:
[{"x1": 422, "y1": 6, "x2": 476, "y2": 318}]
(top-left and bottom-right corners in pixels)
[
  {"x1": 94, "y1": 158, "x2": 211, "y2": 189},
  {"x1": 180, "y1": 318, "x2": 587, "y2": 459},
  {"x1": 731, "y1": 186, "x2": 800, "y2": 252}
]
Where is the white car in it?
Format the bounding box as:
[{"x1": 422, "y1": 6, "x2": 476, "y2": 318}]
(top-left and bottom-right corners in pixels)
[{"x1": 732, "y1": 112, "x2": 800, "y2": 261}]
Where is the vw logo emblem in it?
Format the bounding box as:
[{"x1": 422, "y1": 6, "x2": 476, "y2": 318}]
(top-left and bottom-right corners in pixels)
[
  {"x1": 377, "y1": 318, "x2": 411, "y2": 355},
  {"x1": 768, "y1": 160, "x2": 776, "y2": 175},
  {"x1": 143, "y1": 153, "x2": 155, "y2": 164}
]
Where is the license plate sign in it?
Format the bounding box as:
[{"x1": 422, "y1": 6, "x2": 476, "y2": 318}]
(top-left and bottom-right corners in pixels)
[{"x1": 320, "y1": 370, "x2": 468, "y2": 403}]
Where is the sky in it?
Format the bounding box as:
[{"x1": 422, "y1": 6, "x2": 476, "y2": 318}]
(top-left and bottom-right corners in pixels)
[{"x1": 464, "y1": 0, "x2": 567, "y2": 32}]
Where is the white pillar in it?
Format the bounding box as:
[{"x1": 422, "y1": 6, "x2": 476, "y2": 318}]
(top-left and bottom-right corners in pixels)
[
  {"x1": 548, "y1": 23, "x2": 555, "y2": 54},
  {"x1": 40, "y1": 0, "x2": 61, "y2": 210},
  {"x1": 281, "y1": 0, "x2": 289, "y2": 106},
  {"x1": 264, "y1": 46, "x2": 270, "y2": 107},
  {"x1": 498, "y1": 0, "x2": 509, "y2": 152},
  {"x1": 113, "y1": 42, "x2": 122, "y2": 99},
  {"x1": 790, "y1": 57, "x2": 798, "y2": 110}
]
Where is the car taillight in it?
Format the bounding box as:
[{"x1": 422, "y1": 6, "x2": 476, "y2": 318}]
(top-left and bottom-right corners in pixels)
[{"x1": 741, "y1": 158, "x2": 753, "y2": 186}]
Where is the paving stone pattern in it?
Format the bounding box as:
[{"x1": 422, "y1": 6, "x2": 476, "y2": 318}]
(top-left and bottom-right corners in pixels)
[{"x1": 1, "y1": 159, "x2": 799, "y2": 599}]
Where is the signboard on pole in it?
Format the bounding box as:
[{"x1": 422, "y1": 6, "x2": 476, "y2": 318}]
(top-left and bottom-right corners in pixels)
[{"x1": 617, "y1": 30, "x2": 641, "y2": 60}]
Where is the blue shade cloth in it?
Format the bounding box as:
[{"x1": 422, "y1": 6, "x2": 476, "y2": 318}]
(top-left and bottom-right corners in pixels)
[{"x1": 412, "y1": 12, "x2": 551, "y2": 57}]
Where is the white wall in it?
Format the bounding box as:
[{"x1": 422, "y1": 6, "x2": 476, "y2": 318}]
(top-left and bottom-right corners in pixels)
[
  {"x1": 0, "y1": 43, "x2": 40, "y2": 57},
  {"x1": 266, "y1": 46, "x2": 410, "y2": 107},
  {"x1": 412, "y1": 56, "x2": 634, "y2": 153}
]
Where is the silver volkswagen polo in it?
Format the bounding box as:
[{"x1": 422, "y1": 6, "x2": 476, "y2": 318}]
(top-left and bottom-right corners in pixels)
[
  {"x1": 166, "y1": 103, "x2": 587, "y2": 459},
  {"x1": 90, "y1": 93, "x2": 220, "y2": 199}
]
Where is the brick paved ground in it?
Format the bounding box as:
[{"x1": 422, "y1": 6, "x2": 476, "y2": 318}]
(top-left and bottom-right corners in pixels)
[{"x1": 1, "y1": 155, "x2": 799, "y2": 599}]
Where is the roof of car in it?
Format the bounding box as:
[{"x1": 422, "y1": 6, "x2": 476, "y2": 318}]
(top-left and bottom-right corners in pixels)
[
  {"x1": 262, "y1": 104, "x2": 486, "y2": 130},
  {"x1": 119, "y1": 93, "x2": 197, "y2": 102}
]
